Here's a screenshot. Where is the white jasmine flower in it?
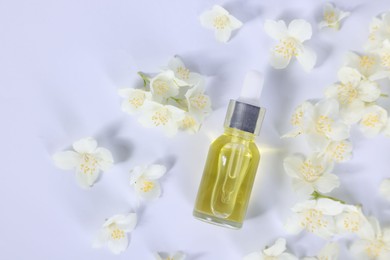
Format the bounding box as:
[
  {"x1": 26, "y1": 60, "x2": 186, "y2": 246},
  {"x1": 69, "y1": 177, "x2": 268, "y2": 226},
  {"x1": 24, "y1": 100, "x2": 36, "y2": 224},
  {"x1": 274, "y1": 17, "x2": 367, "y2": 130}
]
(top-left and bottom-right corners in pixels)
[
  {"x1": 185, "y1": 84, "x2": 212, "y2": 119},
  {"x1": 322, "y1": 139, "x2": 353, "y2": 163},
  {"x1": 302, "y1": 99, "x2": 350, "y2": 151},
  {"x1": 155, "y1": 251, "x2": 186, "y2": 260},
  {"x1": 200, "y1": 5, "x2": 243, "y2": 43},
  {"x1": 303, "y1": 242, "x2": 340, "y2": 260},
  {"x1": 285, "y1": 198, "x2": 344, "y2": 238},
  {"x1": 243, "y1": 238, "x2": 298, "y2": 260},
  {"x1": 283, "y1": 101, "x2": 313, "y2": 138},
  {"x1": 336, "y1": 205, "x2": 372, "y2": 237},
  {"x1": 379, "y1": 179, "x2": 390, "y2": 201},
  {"x1": 93, "y1": 213, "x2": 137, "y2": 254},
  {"x1": 319, "y1": 3, "x2": 350, "y2": 30},
  {"x1": 129, "y1": 164, "x2": 167, "y2": 200},
  {"x1": 178, "y1": 113, "x2": 201, "y2": 133},
  {"x1": 150, "y1": 70, "x2": 187, "y2": 103},
  {"x1": 284, "y1": 154, "x2": 339, "y2": 198},
  {"x1": 118, "y1": 88, "x2": 152, "y2": 114},
  {"x1": 264, "y1": 19, "x2": 316, "y2": 72},
  {"x1": 350, "y1": 217, "x2": 390, "y2": 259},
  {"x1": 373, "y1": 39, "x2": 390, "y2": 71},
  {"x1": 344, "y1": 52, "x2": 390, "y2": 81},
  {"x1": 325, "y1": 67, "x2": 381, "y2": 124},
  {"x1": 52, "y1": 137, "x2": 114, "y2": 189},
  {"x1": 138, "y1": 101, "x2": 186, "y2": 136},
  {"x1": 365, "y1": 12, "x2": 390, "y2": 51},
  {"x1": 167, "y1": 56, "x2": 204, "y2": 86},
  {"x1": 359, "y1": 105, "x2": 388, "y2": 137}
]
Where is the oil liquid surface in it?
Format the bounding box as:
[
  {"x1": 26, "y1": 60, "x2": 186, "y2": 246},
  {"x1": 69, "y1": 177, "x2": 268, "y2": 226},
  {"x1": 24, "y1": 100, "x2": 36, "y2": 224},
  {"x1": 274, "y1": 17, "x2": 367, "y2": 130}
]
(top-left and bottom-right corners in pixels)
[{"x1": 193, "y1": 128, "x2": 260, "y2": 228}]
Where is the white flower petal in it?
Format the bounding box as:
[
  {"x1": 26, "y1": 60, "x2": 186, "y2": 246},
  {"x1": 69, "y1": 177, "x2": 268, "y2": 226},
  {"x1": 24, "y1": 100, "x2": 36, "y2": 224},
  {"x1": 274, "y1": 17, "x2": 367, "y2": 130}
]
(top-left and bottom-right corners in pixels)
[
  {"x1": 296, "y1": 45, "x2": 316, "y2": 72},
  {"x1": 199, "y1": 10, "x2": 217, "y2": 29},
  {"x1": 337, "y1": 67, "x2": 362, "y2": 84},
  {"x1": 52, "y1": 151, "x2": 80, "y2": 170},
  {"x1": 115, "y1": 213, "x2": 137, "y2": 232},
  {"x1": 129, "y1": 165, "x2": 146, "y2": 185},
  {"x1": 314, "y1": 173, "x2": 340, "y2": 193},
  {"x1": 288, "y1": 19, "x2": 312, "y2": 42},
  {"x1": 172, "y1": 251, "x2": 186, "y2": 260},
  {"x1": 107, "y1": 235, "x2": 129, "y2": 254},
  {"x1": 264, "y1": 20, "x2": 288, "y2": 40},
  {"x1": 283, "y1": 155, "x2": 304, "y2": 178},
  {"x1": 94, "y1": 147, "x2": 114, "y2": 171},
  {"x1": 316, "y1": 198, "x2": 344, "y2": 215},
  {"x1": 73, "y1": 137, "x2": 98, "y2": 153},
  {"x1": 357, "y1": 80, "x2": 381, "y2": 102},
  {"x1": 215, "y1": 28, "x2": 232, "y2": 43},
  {"x1": 269, "y1": 50, "x2": 291, "y2": 69},
  {"x1": 318, "y1": 242, "x2": 339, "y2": 260},
  {"x1": 340, "y1": 100, "x2": 365, "y2": 125},
  {"x1": 229, "y1": 15, "x2": 243, "y2": 30},
  {"x1": 75, "y1": 169, "x2": 99, "y2": 189},
  {"x1": 328, "y1": 121, "x2": 350, "y2": 140},
  {"x1": 144, "y1": 164, "x2": 167, "y2": 180},
  {"x1": 263, "y1": 238, "x2": 286, "y2": 256},
  {"x1": 292, "y1": 178, "x2": 315, "y2": 197}
]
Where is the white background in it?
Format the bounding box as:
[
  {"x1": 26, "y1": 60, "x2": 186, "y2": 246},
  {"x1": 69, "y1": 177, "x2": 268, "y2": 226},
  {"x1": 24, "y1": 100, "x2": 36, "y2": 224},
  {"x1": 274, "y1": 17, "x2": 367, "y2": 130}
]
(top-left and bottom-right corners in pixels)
[{"x1": 1, "y1": 0, "x2": 390, "y2": 259}]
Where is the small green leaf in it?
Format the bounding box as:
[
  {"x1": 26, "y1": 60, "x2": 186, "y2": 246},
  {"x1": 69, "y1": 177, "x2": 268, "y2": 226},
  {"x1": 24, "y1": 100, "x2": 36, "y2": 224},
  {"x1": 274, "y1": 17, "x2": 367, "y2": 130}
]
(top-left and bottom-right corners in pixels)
[{"x1": 138, "y1": 72, "x2": 150, "y2": 87}]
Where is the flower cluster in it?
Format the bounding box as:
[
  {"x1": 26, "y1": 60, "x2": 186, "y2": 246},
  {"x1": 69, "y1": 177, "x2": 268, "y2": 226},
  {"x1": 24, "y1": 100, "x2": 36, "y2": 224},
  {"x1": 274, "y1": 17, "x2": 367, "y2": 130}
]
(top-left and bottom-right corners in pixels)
[
  {"x1": 118, "y1": 57, "x2": 211, "y2": 136},
  {"x1": 282, "y1": 10, "x2": 390, "y2": 259}
]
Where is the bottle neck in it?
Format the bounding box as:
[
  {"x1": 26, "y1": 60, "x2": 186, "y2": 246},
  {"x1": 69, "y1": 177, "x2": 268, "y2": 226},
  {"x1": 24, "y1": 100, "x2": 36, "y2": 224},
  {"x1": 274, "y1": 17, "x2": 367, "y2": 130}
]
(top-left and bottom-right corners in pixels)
[{"x1": 224, "y1": 127, "x2": 256, "y2": 141}]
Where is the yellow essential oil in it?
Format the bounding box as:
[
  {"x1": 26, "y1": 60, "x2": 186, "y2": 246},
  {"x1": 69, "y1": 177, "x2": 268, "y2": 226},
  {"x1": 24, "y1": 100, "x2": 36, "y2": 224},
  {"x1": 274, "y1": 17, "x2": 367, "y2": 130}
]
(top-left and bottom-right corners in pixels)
[{"x1": 193, "y1": 71, "x2": 266, "y2": 229}]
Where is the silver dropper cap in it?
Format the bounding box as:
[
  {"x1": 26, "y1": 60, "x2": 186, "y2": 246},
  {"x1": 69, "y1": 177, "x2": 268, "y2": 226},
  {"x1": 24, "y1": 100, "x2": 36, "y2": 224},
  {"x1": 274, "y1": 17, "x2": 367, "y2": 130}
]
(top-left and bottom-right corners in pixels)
[{"x1": 223, "y1": 71, "x2": 266, "y2": 136}]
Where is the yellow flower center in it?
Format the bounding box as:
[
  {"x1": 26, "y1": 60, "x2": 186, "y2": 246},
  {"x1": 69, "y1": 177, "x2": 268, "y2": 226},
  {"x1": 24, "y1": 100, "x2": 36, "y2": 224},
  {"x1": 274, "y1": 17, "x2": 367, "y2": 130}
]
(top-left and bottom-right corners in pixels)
[
  {"x1": 151, "y1": 109, "x2": 169, "y2": 126},
  {"x1": 141, "y1": 180, "x2": 154, "y2": 192},
  {"x1": 153, "y1": 80, "x2": 170, "y2": 96},
  {"x1": 300, "y1": 209, "x2": 328, "y2": 232},
  {"x1": 342, "y1": 212, "x2": 361, "y2": 232},
  {"x1": 79, "y1": 153, "x2": 98, "y2": 175},
  {"x1": 359, "y1": 55, "x2": 376, "y2": 70},
  {"x1": 190, "y1": 94, "x2": 208, "y2": 110},
  {"x1": 328, "y1": 141, "x2": 348, "y2": 162},
  {"x1": 180, "y1": 115, "x2": 196, "y2": 129},
  {"x1": 291, "y1": 109, "x2": 304, "y2": 126},
  {"x1": 213, "y1": 15, "x2": 230, "y2": 29},
  {"x1": 337, "y1": 83, "x2": 358, "y2": 104},
  {"x1": 176, "y1": 66, "x2": 190, "y2": 80},
  {"x1": 365, "y1": 239, "x2": 385, "y2": 257},
  {"x1": 361, "y1": 113, "x2": 380, "y2": 128},
  {"x1": 274, "y1": 38, "x2": 298, "y2": 59},
  {"x1": 380, "y1": 52, "x2": 390, "y2": 68},
  {"x1": 316, "y1": 115, "x2": 333, "y2": 135},
  {"x1": 128, "y1": 92, "x2": 145, "y2": 108},
  {"x1": 324, "y1": 11, "x2": 337, "y2": 24},
  {"x1": 110, "y1": 228, "x2": 125, "y2": 240},
  {"x1": 300, "y1": 160, "x2": 324, "y2": 182}
]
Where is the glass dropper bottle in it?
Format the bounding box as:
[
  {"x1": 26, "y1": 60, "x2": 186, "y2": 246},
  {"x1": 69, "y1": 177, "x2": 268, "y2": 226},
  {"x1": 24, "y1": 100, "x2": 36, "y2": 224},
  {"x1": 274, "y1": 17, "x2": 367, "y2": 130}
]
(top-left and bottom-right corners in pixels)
[{"x1": 193, "y1": 70, "x2": 266, "y2": 229}]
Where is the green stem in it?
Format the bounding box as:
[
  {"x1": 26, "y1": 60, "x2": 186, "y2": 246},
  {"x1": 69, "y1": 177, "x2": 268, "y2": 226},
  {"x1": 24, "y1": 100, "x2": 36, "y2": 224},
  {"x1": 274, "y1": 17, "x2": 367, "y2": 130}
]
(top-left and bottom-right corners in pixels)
[
  {"x1": 138, "y1": 72, "x2": 150, "y2": 87},
  {"x1": 380, "y1": 93, "x2": 389, "y2": 98},
  {"x1": 311, "y1": 191, "x2": 346, "y2": 204}
]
